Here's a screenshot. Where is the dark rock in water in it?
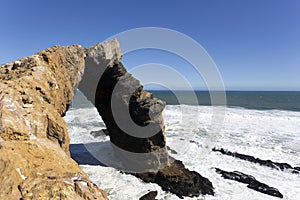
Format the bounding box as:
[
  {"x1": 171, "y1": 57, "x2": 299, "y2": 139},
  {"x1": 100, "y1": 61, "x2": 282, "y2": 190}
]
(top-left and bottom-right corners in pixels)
[
  {"x1": 139, "y1": 191, "x2": 158, "y2": 200},
  {"x1": 215, "y1": 168, "x2": 256, "y2": 184},
  {"x1": 90, "y1": 129, "x2": 109, "y2": 138},
  {"x1": 136, "y1": 159, "x2": 214, "y2": 198},
  {"x1": 87, "y1": 39, "x2": 214, "y2": 198},
  {"x1": 247, "y1": 181, "x2": 283, "y2": 198},
  {"x1": 294, "y1": 166, "x2": 300, "y2": 171},
  {"x1": 213, "y1": 147, "x2": 300, "y2": 174},
  {"x1": 215, "y1": 168, "x2": 283, "y2": 198},
  {"x1": 167, "y1": 146, "x2": 178, "y2": 154}
]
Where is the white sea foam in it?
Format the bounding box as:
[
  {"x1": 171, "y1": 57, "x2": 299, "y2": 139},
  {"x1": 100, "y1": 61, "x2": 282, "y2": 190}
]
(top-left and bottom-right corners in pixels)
[{"x1": 64, "y1": 101, "x2": 300, "y2": 200}]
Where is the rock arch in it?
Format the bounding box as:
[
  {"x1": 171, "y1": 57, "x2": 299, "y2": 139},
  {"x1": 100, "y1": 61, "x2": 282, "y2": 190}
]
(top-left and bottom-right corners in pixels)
[{"x1": 79, "y1": 39, "x2": 214, "y2": 197}]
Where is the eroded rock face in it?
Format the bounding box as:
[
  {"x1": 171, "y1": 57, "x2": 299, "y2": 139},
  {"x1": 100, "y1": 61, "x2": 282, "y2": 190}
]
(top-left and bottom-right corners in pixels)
[
  {"x1": 88, "y1": 39, "x2": 214, "y2": 197},
  {"x1": 0, "y1": 140, "x2": 107, "y2": 200},
  {"x1": 0, "y1": 45, "x2": 85, "y2": 153},
  {"x1": 94, "y1": 60, "x2": 169, "y2": 172},
  {"x1": 0, "y1": 46, "x2": 107, "y2": 199},
  {"x1": 79, "y1": 39, "x2": 122, "y2": 105},
  {"x1": 80, "y1": 40, "x2": 169, "y2": 172}
]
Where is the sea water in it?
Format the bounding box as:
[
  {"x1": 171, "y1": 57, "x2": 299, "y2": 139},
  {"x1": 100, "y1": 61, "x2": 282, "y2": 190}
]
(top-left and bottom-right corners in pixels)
[{"x1": 64, "y1": 91, "x2": 300, "y2": 200}]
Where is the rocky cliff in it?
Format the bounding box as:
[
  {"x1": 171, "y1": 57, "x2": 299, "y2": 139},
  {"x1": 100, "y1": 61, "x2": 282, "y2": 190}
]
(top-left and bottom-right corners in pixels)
[{"x1": 0, "y1": 46, "x2": 107, "y2": 199}]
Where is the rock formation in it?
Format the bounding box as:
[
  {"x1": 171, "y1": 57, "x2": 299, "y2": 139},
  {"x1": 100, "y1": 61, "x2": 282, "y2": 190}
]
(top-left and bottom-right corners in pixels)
[
  {"x1": 84, "y1": 39, "x2": 214, "y2": 197},
  {"x1": 0, "y1": 46, "x2": 107, "y2": 199},
  {"x1": 79, "y1": 39, "x2": 122, "y2": 105},
  {"x1": 139, "y1": 191, "x2": 158, "y2": 200},
  {"x1": 215, "y1": 168, "x2": 283, "y2": 198},
  {"x1": 136, "y1": 159, "x2": 214, "y2": 198},
  {"x1": 94, "y1": 60, "x2": 168, "y2": 171},
  {"x1": 213, "y1": 147, "x2": 300, "y2": 174},
  {"x1": 0, "y1": 38, "x2": 214, "y2": 199}
]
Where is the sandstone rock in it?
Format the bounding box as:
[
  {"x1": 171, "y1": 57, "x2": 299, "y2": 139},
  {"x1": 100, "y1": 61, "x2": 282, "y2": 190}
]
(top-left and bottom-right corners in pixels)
[
  {"x1": 0, "y1": 45, "x2": 107, "y2": 199},
  {"x1": 94, "y1": 60, "x2": 169, "y2": 172},
  {"x1": 87, "y1": 39, "x2": 214, "y2": 197},
  {"x1": 79, "y1": 38, "x2": 122, "y2": 105},
  {"x1": 0, "y1": 139, "x2": 107, "y2": 200},
  {"x1": 0, "y1": 45, "x2": 85, "y2": 153},
  {"x1": 81, "y1": 39, "x2": 169, "y2": 172}
]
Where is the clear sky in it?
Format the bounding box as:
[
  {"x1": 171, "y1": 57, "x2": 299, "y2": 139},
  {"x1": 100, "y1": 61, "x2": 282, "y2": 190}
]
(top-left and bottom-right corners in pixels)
[{"x1": 1, "y1": 0, "x2": 299, "y2": 91}]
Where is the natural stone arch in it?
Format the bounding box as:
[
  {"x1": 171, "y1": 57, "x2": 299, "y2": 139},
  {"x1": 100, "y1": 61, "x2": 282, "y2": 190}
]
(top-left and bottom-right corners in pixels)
[{"x1": 78, "y1": 39, "x2": 214, "y2": 197}]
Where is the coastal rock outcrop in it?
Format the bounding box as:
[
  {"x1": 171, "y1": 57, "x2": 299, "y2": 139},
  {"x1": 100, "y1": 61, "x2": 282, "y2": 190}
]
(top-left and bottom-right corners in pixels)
[
  {"x1": 139, "y1": 191, "x2": 158, "y2": 200},
  {"x1": 215, "y1": 168, "x2": 283, "y2": 198},
  {"x1": 0, "y1": 38, "x2": 214, "y2": 199},
  {"x1": 0, "y1": 45, "x2": 85, "y2": 153},
  {"x1": 79, "y1": 39, "x2": 122, "y2": 105},
  {"x1": 213, "y1": 147, "x2": 300, "y2": 174},
  {"x1": 0, "y1": 46, "x2": 107, "y2": 199},
  {"x1": 85, "y1": 39, "x2": 214, "y2": 197},
  {"x1": 136, "y1": 159, "x2": 214, "y2": 198},
  {"x1": 95, "y1": 60, "x2": 168, "y2": 171},
  {"x1": 0, "y1": 139, "x2": 107, "y2": 199}
]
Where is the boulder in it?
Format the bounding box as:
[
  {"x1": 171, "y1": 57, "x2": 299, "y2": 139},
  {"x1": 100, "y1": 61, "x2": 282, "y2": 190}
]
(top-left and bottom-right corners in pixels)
[
  {"x1": 0, "y1": 45, "x2": 107, "y2": 199},
  {"x1": 139, "y1": 191, "x2": 158, "y2": 200},
  {"x1": 136, "y1": 159, "x2": 214, "y2": 198}
]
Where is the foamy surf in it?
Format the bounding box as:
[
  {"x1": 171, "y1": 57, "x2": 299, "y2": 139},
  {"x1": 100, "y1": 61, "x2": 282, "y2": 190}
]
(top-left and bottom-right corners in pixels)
[{"x1": 64, "y1": 98, "x2": 300, "y2": 200}]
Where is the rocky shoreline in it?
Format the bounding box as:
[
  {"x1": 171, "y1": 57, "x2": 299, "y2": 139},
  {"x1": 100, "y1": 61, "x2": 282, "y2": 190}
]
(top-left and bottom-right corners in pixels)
[
  {"x1": 4, "y1": 38, "x2": 292, "y2": 199},
  {"x1": 0, "y1": 39, "x2": 214, "y2": 199}
]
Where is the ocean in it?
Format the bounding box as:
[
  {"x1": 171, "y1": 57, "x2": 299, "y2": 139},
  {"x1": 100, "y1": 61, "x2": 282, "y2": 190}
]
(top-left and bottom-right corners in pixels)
[
  {"x1": 150, "y1": 91, "x2": 300, "y2": 112},
  {"x1": 64, "y1": 90, "x2": 300, "y2": 200}
]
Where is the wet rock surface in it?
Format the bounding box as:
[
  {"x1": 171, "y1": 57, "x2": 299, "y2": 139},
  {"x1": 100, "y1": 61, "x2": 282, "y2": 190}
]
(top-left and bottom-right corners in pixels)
[
  {"x1": 136, "y1": 159, "x2": 214, "y2": 198},
  {"x1": 215, "y1": 168, "x2": 283, "y2": 198},
  {"x1": 139, "y1": 191, "x2": 158, "y2": 200},
  {"x1": 0, "y1": 45, "x2": 107, "y2": 199},
  {"x1": 213, "y1": 147, "x2": 300, "y2": 173}
]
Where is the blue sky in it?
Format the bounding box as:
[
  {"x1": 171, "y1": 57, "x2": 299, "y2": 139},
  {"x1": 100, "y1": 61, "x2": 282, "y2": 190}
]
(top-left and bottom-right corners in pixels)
[{"x1": 1, "y1": 0, "x2": 299, "y2": 91}]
